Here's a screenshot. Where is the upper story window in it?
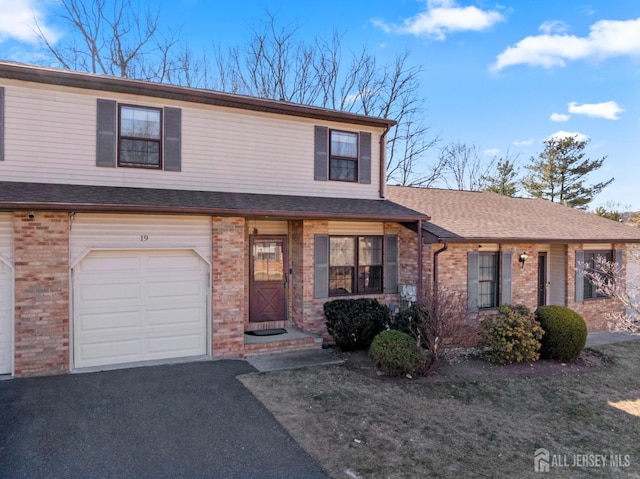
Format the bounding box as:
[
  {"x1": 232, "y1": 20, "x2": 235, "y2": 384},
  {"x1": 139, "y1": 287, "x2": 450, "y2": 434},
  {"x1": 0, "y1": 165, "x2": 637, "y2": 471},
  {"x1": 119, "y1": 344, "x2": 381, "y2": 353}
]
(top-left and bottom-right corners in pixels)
[
  {"x1": 119, "y1": 105, "x2": 162, "y2": 168},
  {"x1": 329, "y1": 130, "x2": 358, "y2": 182},
  {"x1": 583, "y1": 250, "x2": 612, "y2": 300},
  {"x1": 329, "y1": 236, "x2": 383, "y2": 296}
]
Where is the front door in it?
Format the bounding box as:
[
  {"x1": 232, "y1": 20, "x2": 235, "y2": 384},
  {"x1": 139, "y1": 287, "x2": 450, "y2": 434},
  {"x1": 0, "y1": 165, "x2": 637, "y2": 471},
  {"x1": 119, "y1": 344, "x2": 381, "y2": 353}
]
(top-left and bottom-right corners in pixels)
[
  {"x1": 250, "y1": 236, "x2": 288, "y2": 322},
  {"x1": 537, "y1": 252, "x2": 547, "y2": 307}
]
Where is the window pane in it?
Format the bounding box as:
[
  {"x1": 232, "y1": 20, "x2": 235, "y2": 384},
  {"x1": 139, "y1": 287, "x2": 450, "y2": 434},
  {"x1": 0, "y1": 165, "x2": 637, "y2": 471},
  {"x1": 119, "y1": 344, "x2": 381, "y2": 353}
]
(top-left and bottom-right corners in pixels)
[
  {"x1": 121, "y1": 106, "x2": 161, "y2": 139},
  {"x1": 253, "y1": 241, "x2": 284, "y2": 281},
  {"x1": 120, "y1": 139, "x2": 160, "y2": 167},
  {"x1": 359, "y1": 236, "x2": 382, "y2": 265},
  {"x1": 331, "y1": 131, "x2": 358, "y2": 158},
  {"x1": 330, "y1": 266, "x2": 354, "y2": 295},
  {"x1": 479, "y1": 253, "x2": 497, "y2": 281},
  {"x1": 358, "y1": 265, "x2": 383, "y2": 294},
  {"x1": 478, "y1": 281, "x2": 497, "y2": 308},
  {"x1": 330, "y1": 159, "x2": 357, "y2": 181},
  {"x1": 330, "y1": 237, "x2": 355, "y2": 266}
]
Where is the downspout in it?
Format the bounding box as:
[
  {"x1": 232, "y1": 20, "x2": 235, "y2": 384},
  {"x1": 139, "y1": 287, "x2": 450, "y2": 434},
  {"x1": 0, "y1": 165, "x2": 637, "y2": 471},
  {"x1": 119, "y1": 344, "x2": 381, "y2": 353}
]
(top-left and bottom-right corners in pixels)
[
  {"x1": 433, "y1": 242, "x2": 448, "y2": 292},
  {"x1": 417, "y1": 220, "x2": 423, "y2": 303},
  {"x1": 379, "y1": 125, "x2": 391, "y2": 198}
]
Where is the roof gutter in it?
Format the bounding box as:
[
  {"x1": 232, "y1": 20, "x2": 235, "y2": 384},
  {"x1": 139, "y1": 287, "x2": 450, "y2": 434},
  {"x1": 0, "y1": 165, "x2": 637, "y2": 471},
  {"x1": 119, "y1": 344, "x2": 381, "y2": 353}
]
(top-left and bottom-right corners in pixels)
[
  {"x1": 379, "y1": 124, "x2": 392, "y2": 199},
  {"x1": 426, "y1": 235, "x2": 640, "y2": 244},
  {"x1": 433, "y1": 242, "x2": 448, "y2": 288}
]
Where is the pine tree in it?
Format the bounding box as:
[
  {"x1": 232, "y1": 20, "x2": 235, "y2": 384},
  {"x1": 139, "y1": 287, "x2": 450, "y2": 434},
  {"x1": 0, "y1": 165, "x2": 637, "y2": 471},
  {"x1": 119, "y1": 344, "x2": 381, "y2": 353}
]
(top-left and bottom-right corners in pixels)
[
  {"x1": 482, "y1": 158, "x2": 519, "y2": 196},
  {"x1": 522, "y1": 135, "x2": 613, "y2": 209}
]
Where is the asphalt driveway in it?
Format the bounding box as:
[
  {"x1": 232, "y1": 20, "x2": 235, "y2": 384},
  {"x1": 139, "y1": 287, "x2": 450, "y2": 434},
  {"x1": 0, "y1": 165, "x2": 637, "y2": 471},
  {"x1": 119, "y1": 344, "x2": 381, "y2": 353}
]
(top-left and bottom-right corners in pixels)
[{"x1": 0, "y1": 360, "x2": 330, "y2": 479}]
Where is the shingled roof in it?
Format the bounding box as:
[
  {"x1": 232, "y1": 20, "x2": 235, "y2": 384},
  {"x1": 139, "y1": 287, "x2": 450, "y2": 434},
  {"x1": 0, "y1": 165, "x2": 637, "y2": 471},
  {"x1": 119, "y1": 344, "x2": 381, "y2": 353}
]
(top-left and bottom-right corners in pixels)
[
  {"x1": 0, "y1": 181, "x2": 427, "y2": 222},
  {"x1": 387, "y1": 186, "x2": 640, "y2": 243}
]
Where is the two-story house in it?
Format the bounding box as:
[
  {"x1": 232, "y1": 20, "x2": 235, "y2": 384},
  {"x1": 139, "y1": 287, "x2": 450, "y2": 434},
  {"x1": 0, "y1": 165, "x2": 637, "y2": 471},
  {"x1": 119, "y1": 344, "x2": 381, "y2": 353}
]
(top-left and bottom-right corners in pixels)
[{"x1": 0, "y1": 61, "x2": 427, "y2": 377}]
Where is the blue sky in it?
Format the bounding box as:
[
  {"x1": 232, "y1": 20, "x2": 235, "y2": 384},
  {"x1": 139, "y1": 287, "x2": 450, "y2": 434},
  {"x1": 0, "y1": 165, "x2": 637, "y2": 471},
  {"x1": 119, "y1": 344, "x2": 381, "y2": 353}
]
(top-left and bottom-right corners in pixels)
[{"x1": 0, "y1": 0, "x2": 639, "y2": 209}]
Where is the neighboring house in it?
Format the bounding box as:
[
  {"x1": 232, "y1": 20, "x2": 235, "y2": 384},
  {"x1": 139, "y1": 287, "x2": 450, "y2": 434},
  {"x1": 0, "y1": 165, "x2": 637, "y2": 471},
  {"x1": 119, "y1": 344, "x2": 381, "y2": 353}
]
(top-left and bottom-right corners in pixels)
[
  {"x1": 387, "y1": 186, "x2": 640, "y2": 332},
  {"x1": 0, "y1": 61, "x2": 428, "y2": 377}
]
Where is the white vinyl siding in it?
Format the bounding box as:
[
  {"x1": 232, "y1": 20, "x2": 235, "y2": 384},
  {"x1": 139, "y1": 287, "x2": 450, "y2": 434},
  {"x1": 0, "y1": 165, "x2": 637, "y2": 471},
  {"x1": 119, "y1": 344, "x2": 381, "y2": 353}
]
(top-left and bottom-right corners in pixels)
[
  {"x1": 70, "y1": 214, "x2": 212, "y2": 264},
  {"x1": 328, "y1": 221, "x2": 384, "y2": 235},
  {"x1": 73, "y1": 249, "x2": 208, "y2": 369},
  {"x1": 0, "y1": 81, "x2": 383, "y2": 199},
  {"x1": 549, "y1": 244, "x2": 566, "y2": 306},
  {"x1": 250, "y1": 220, "x2": 288, "y2": 235},
  {"x1": 0, "y1": 213, "x2": 12, "y2": 374}
]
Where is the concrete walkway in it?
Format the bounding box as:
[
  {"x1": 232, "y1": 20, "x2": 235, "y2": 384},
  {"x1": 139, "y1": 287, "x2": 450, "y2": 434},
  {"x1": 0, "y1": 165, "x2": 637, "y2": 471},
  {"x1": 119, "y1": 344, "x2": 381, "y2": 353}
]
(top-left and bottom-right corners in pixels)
[
  {"x1": 585, "y1": 331, "x2": 640, "y2": 348},
  {"x1": 247, "y1": 348, "x2": 343, "y2": 372}
]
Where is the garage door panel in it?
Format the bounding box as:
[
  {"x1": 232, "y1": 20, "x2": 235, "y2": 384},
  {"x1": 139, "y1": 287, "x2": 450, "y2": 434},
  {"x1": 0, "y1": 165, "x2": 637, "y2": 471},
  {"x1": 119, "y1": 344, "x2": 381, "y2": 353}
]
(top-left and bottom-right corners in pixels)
[
  {"x1": 77, "y1": 339, "x2": 142, "y2": 365},
  {"x1": 77, "y1": 282, "x2": 142, "y2": 302},
  {"x1": 147, "y1": 334, "x2": 205, "y2": 356},
  {"x1": 74, "y1": 249, "x2": 208, "y2": 369},
  {"x1": 148, "y1": 307, "x2": 204, "y2": 327},
  {"x1": 78, "y1": 255, "x2": 142, "y2": 274},
  {"x1": 147, "y1": 279, "x2": 206, "y2": 298},
  {"x1": 76, "y1": 311, "x2": 141, "y2": 333}
]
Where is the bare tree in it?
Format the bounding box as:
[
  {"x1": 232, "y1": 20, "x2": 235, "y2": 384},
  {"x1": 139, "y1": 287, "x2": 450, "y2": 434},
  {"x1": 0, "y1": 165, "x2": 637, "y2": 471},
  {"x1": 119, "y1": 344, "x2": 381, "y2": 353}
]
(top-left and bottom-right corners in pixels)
[
  {"x1": 36, "y1": 5, "x2": 438, "y2": 185},
  {"x1": 579, "y1": 251, "x2": 640, "y2": 332},
  {"x1": 210, "y1": 14, "x2": 439, "y2": 186},
  {"x1": 439, "y1": 141, "x2": 494, "y2": 191},
  {"x1": 34, "y1": 0, "x2": 187, "y2": 82}
]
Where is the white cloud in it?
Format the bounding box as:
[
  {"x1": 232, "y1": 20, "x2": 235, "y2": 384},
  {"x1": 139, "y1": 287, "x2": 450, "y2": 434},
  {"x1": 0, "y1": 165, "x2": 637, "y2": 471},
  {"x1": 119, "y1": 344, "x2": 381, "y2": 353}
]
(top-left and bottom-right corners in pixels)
[
  {"x1": 372, "y1": 0, "x2": 504, "y2": 41},
  {"x1": 568, "y1": 101, "x2": 624, "y2": 120},
  {"x1": 484, "y1": 148, "x2": 501, "y2": 157},
  {"x1": 539, "y1": 20, "x2": 569, "y2": 35},
  {"x1": 513, "y1": 139, "x2": 534, "y2": 146},
  {"x1": 0, "y1": 0, "x2": 58, "y2": 45},
  {"x1": 492, "y1": 17, "x2": 640, "y2": 71},
  {"x1": 550, "y1": 112, "x2": 570, "y2": 122},
  {"x1": 547, "y1": 130, "x2": 590, "y2": 142}
]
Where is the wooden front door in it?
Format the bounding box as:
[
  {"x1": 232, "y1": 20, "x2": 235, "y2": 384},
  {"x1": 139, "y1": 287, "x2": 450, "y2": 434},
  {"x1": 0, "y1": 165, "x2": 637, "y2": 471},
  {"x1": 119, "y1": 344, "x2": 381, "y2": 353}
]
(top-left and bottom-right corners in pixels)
[
  {"x1": 537, "y1": 252, "x2": 547, "y2": 307},
  {"x1": 250, "y1": 236, "x2": 288, "y2": 322}
]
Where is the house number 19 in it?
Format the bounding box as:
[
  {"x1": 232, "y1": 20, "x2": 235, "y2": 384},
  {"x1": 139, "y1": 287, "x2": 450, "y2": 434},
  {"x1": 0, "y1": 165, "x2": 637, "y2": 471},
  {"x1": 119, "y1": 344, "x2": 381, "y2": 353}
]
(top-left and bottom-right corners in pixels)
[{"x1": 140, "y1": 235, "x2": 149, "y2": 242}]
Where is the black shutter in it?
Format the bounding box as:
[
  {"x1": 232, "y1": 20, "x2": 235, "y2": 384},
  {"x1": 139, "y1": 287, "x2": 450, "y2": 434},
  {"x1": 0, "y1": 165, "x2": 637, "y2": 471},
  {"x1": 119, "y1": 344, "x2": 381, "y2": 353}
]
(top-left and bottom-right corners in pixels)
[
  {"x1": 467, "y1": 252, "x2": 479, "y2": 311},
  {"x1": 0, "y1": 87, "x2": 4, "y2": 161},
  {"x1": 501, "y1": 252, "x2": 512, "y2": 305},
  {"x1": 359, "y1": 131, "x2": 371, "y2": 184},
  {"x1": 575, "y1": 250, "x2": 584, "y2": 302},
  {"x1": 385, "y1": 234, "x2": 398, "y2": 294},
  {"x1": 314, "y1": 234, "x2": 329, "y2": 298},
  {"x1": 314, "y1": 126, "x2": 328, "y2": 181},
  {"x1": 163, "y1": 107, "x2": 181, "y2": 171},
  {"x1": 96, "y1": 99, "x2": 117, "y2": 167}
]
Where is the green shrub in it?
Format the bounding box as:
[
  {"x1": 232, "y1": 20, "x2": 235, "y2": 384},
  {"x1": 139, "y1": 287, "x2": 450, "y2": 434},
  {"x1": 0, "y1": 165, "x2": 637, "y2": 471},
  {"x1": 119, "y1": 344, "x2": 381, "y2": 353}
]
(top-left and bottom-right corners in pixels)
[
  {"x1": 324, "y1": 298, "x2": 389, "y2": 351},
  {"x1": 479, "y1": 304, "x2": 544, "y2": 364},
  {"x1": 535, "y1": 306, "x2": 587, "y2": 361},
  {"x1": 369, "y1": 330, "x2": 425, "y2": 376},
  {"x1": 390, "y1": 303, "x2": 429, "y2": 348}
]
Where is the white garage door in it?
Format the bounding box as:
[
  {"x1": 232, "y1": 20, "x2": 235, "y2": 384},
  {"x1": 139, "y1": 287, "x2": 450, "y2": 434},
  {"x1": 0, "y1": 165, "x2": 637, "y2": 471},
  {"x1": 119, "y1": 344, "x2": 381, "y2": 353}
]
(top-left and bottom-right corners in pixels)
[
  {"x1": 0, "y1": 261, "x2": 11, "y2": 375},
  {"x1": 73, "y1": 249, "x2": 209, "y2": 369}
]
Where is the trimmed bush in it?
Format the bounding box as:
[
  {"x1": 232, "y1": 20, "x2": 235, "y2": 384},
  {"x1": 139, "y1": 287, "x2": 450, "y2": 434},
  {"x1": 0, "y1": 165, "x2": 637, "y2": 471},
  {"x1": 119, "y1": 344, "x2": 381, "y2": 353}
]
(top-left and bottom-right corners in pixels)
[
  {"x1": 535, "y1": 306, "x2": 587, "y2": 361},
  {"x1": 324, "y1": 298, "x2": 389, "y2": 350},
  {"x1": 479, "y1": 304, "x2": 544, "y2": 364},
  {"x1": 389, "y1": 303, "x2": 429, "y2": 348},
  {"x1": 369, "y1": 330, "x2": 425, "y2": 376}
]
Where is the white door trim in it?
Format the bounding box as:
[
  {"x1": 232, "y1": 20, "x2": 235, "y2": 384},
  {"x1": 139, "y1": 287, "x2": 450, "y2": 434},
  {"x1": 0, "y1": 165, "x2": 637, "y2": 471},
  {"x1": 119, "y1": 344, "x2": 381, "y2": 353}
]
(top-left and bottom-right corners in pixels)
[{"x1": 0, "y1": 254, "x2": 14, "y2": 376}]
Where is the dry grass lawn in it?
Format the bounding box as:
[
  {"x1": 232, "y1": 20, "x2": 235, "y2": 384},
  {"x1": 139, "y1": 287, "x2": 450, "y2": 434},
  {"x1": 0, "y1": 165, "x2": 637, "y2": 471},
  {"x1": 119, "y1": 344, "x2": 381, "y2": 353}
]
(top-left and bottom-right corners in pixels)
[{"x1": 239, "y1": 341, "x2": 640, "y2": 479}]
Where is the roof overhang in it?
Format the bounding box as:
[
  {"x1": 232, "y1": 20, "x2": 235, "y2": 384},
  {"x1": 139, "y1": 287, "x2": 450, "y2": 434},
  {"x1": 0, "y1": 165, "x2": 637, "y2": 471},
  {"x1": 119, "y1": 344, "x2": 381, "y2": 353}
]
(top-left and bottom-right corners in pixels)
[{"x1": 0, "y1": 61, "x2": 397, "y2": 129}]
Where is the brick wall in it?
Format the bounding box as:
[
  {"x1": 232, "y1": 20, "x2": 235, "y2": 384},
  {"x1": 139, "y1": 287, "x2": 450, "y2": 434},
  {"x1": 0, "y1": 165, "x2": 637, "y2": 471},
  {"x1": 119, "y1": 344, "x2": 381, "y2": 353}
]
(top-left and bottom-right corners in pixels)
[
  {"x1": 211, "y1": 217, "x2": 246, "y2": 357},
  {"x1": 13, "y1": 212, "x2": 69, "y2": 377}
]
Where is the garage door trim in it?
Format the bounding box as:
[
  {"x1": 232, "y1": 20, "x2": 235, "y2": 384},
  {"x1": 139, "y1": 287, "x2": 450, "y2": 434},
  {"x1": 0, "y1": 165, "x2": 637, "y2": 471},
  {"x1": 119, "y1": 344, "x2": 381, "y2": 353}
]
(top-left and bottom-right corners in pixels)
[
  {"x1": 71, "y1": 248, "x2": 211, "y2": 371},
  {"x1": 0, "y1": 253, "x2": 14, "y2": 376}
]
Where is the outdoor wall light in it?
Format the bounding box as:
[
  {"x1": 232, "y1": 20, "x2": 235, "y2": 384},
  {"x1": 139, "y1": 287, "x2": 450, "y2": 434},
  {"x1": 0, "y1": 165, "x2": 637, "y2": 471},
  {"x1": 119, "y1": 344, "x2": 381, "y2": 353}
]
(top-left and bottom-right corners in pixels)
[
  {"x1": 519, "y1": 252, "x2": 529, "y2": 267},
  {"x1": 27, "y1": 211, "x2": 35, "y2": 219}
]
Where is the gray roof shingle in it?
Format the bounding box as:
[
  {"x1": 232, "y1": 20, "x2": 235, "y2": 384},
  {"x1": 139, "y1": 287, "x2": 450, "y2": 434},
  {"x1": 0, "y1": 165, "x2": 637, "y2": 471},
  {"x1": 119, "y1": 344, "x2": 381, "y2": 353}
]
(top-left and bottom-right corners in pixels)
[
  {"x1": 0, "y1": 181, "x2": 426, "y2": 221},
  {"x1": 387, "y1": 186, "x2": 640, "y2": 243}
]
